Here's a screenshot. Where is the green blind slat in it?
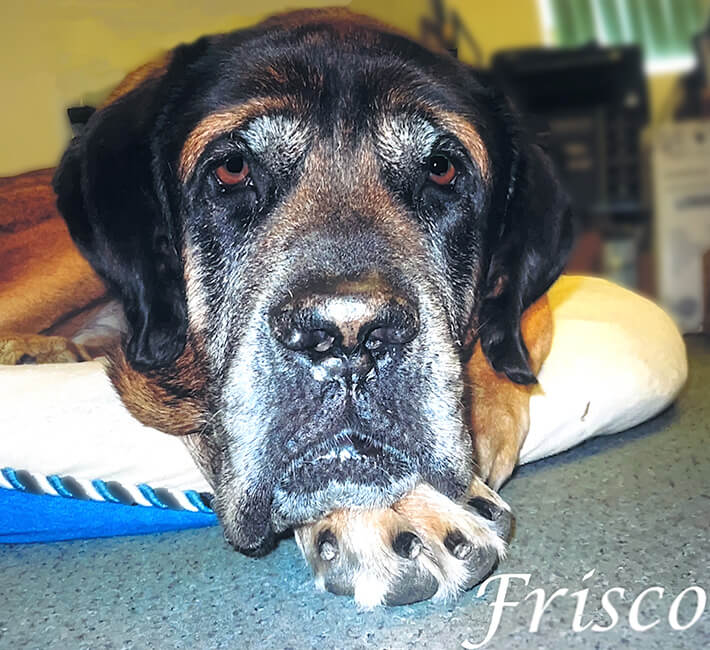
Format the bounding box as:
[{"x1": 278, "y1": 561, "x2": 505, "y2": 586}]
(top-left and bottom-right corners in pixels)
[
  {"x1": 551, "y1": 0, "x2": 710, "y2": 61},
  {"x1": 673, "y1": 0, "x2": 699, "y2": 45},
  {"x1": 647, "y1": 0, "x2": 668, "y2": 57},
  {"x1": 599, "y1": 0, "x2": 624, "y2": 42},
  {"x1": 552, "y1": 0, "x2": 582, "y2": 45},
  {"x1": 570, "y1": 0, "x2": 596, "y2": 44},
  {"x1": 660, "y1": 0, "x2": 684, "y2": 57},
  {"x1": 625, "y1": 0, "x2": 648, "y2": 53}
]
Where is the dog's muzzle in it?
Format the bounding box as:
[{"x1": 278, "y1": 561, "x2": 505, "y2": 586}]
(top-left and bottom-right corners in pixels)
[{"x1": 268, "y1": 273, "x2": 423, "y2": 524}]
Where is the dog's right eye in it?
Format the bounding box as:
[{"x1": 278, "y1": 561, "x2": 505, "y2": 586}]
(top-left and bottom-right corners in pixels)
[
  {"x1": 215, "y1": 155, "x2": 250, "y2": 187},
  {"x1": 427, "y1": 154, "x2": 456, "y2": 186}
]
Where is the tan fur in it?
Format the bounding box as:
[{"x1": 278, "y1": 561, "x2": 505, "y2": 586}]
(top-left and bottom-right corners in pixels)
[
  {"x1": 0, "y1": 334, "x2": 91, "y2": 364},
  {"x1": 302, "y1": 480, "x2": 509, "y2": 550},
  {"x1": 467, "y1": 294, "x2": 554, "y2": 489},
  {"x1": 178, "y1": 97, "x2": 304, "y2": 182},
  {"x1": 0, "y1": 168, "x2": 106, "y2": 335},
  {"x1": 392, "y1": 483, "x2": 502, "y2": 545},
  {"x1": 107, "y1": 335, "x2": 208, "y2": 436},
  {"x1": 377, "y1": 95, "x2": 490, "y2": 181},
  {"x1": 437, "y1": 110, "x2": 490, "y2": 181},
  {"x1": 278, "y1": 142, "x2": 407, "y2": 228},
  {"x1": 307, "y1": 506, "x2": 403, "y2": 544}
]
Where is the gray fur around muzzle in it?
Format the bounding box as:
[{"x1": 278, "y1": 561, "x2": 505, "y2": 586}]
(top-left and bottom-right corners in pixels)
[{"x1": 213, "y1": 268, "x2": 474, "y2": 556}]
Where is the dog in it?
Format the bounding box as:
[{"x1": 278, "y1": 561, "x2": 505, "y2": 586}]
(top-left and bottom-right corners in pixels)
[{"x1": 52, "y1": 9, "x2": 573, "y2": 607}]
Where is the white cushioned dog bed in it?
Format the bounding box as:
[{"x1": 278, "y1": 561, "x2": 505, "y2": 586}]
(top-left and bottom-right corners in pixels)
[{"x1": 0, "y1": 276, "x2": 687, "y2": 542}]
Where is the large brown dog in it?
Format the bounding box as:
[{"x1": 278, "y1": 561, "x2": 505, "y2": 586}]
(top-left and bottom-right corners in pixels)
[{"x1": 52, "y1": 10, "x2": 573, "y2": 607}]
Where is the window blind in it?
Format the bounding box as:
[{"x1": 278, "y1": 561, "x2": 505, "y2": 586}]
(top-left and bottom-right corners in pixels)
[{"x1": 547, "y1": 0, "x2": 709, "y2": 64}]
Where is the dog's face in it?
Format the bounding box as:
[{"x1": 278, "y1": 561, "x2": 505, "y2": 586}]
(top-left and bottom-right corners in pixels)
[{"x1": 54, "y1": 11, "x2": 572, "y2": 556}]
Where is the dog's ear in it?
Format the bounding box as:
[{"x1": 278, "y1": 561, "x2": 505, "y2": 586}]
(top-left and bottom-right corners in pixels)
[
  {"x1": 53, "y1": 55, "x2": 190, "y2": 370},
  {"x1": 476, "y1": 104, "x2": 575, "y2": 385}
]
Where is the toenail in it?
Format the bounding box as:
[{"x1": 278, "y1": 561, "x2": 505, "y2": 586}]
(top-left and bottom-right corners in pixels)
[
  {"x1": 468, "y1": 497, "x2": 503, "y2": 521},
  {"x1": 392, "y1": 531, "x2": 422, "y2": 559},
  {"x1": 317, "y1": 529, "x2": 338, "y2": 561},
  {"x1": 444, "y1": 530, "x2": 473, "y2": 559}
]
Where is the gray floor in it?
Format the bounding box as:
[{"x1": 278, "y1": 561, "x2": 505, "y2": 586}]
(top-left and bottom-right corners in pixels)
[{"x1": 2, "y1": 336, "x2": 708, "y2": 650}]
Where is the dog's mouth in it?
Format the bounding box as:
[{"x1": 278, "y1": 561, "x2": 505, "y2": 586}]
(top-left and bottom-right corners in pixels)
[{"x1": 271, "y1": 430, "x2": 419, "y2": 527}]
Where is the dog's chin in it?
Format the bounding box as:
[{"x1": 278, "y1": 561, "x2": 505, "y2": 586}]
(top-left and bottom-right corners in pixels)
[{"x1": 271, "y1": 431, "x2": 420, "y2": 529}]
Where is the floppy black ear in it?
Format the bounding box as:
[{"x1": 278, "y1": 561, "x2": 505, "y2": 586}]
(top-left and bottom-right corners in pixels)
[
  {"x1": 53, "y1": 69, "x2": 187, "y2": 370},
  {"x1": 477, "y1": 113, "x2": 575, "y2": 385}
]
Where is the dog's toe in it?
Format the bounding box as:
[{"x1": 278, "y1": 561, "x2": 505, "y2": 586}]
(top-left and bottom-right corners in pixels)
[
  {"x1": 466, "y1": 494, "x2": 514, "y2": 541},
  {"x1": 295, "y1": 483, "x2": 512, "y2": 608}
]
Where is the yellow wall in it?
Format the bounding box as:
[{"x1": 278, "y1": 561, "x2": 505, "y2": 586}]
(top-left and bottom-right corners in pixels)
[
  {"x1": 1, "y1": 0, "x2": 345, "y2": 176},
  {"x1": 0, "y1": 0, "x2": 681, "y2": 176},
  {"x1": 449, "y1": 0, "x2": 542, "y2": 64}
]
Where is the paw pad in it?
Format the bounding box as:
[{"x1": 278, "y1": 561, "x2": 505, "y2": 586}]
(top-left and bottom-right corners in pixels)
[
  {"x1": 392, "y1": 531, "x2": 422, "y2": 559},
  {"x1": 317, "y1": 529, "x2": 339, "y2": 561},
  {"x1": 444, "y1": 530, "x2": 473, "y2": 560}
]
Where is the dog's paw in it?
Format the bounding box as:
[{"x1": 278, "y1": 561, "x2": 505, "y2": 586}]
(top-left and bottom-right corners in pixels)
[
  {"x1": 0, "y1": 334, "x2": 92, "y2": 365},
  {"x1": 294, "y1": 480, "x2": 512, "y2": 608}
]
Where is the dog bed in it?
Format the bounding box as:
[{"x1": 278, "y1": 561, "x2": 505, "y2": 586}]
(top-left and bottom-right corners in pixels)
[{"x1": 0, "y1": 276, "x2": 687, "y2": 543}]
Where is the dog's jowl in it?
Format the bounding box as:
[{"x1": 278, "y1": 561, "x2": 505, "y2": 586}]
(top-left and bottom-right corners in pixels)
[{"x1": 53, "y1": 10, "x2": 573, "y2": 607}]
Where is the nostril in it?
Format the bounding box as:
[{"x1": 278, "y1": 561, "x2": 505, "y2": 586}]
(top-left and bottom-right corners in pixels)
[
  {"x1": 269, "y1": 278, "x2": 420, "y2": 356},
  {"x1": 363, "y1": 330, "x2": 384, "y2": 351},
  {"x1": 364, "y1": 323, "x2": 418, "y2": 349},
  {"x1": 281, "y1": 327, "x2": 336, "y2": 353},
  {"x1": 313, "y1": 331, "x2": 336, "y2": 353},
  {"x1": 269, "y1": 307, "x2": 338, "y2": 353},
  {"x1": 361, "y1": 300, "x2": 419, "y2": 351}
]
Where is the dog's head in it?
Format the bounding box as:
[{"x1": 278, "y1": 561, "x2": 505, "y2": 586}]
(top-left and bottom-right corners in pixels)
[{"x1": 54, "y1": 10, "x2": 573, "y2": 555}]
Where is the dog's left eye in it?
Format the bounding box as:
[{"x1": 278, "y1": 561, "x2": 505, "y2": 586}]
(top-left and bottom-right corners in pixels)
[
  {"x1": 215, "y1": 155, "x2": 250, "y2": 186},
  {"x1": 428, "y1": 155, "x2": 456, "y2": 186}
]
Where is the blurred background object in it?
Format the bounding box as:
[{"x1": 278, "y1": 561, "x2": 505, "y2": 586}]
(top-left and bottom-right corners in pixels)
[
  {"x1": 415, "y1": 0, "x2": 710, "y2": 331},
  {"x1": 652, "y1": 120, "x2": 710, "y2": 332},
  {"x1": 490, "y1": 43, "x2": 649, "y2": 292},
  {"x1": 420, "y1": 0, "x2": 483, "y2": 61},
  {"x1": 1, "y1": 0, "x2": 709, "y2": 330}
]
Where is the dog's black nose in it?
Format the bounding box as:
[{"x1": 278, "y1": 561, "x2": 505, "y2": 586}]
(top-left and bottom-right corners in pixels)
[{"x1": 269, "y1": 274, "x2": 419, "y2": 376}]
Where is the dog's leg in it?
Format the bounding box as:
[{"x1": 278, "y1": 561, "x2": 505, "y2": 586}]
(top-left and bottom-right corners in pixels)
[
  {"x1": 0, "y1": 334, "x2": 92, "y2": 364},
  {"x1": 295, "y1": 481, "x2": 512, "y2": 608},
  {"x1": 467, "y1": 295, "x2": 553, "y2": 489}
]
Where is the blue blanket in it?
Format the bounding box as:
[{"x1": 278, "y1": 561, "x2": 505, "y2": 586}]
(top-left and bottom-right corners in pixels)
[{"x1": 0, "y1": 488, "x2": 217, "y2": 543}]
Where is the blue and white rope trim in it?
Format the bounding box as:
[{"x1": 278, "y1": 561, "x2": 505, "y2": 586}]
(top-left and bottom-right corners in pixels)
[{"x1": 1, "y1": 467, "x2": 214, "y2": 513}]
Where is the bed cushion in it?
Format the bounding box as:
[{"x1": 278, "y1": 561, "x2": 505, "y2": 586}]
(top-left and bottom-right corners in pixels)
[{"x1": 0, "y1": 276, "x2": 687, "y2": 543}]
